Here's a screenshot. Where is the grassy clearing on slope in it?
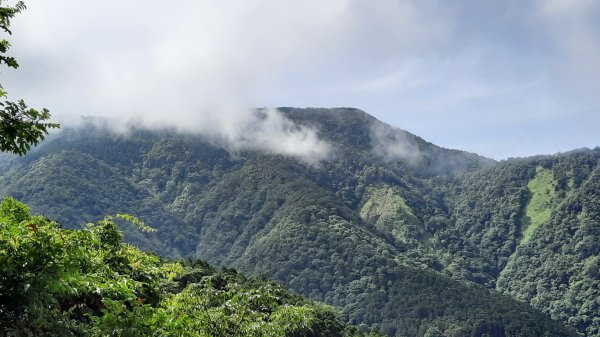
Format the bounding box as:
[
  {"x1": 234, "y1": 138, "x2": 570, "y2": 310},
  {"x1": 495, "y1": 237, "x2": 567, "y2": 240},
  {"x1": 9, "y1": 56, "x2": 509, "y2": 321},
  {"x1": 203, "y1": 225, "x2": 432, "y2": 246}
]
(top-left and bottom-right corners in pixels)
[
  {"x1": 360, "y1": 185, "x2": 424, "y2": 243},
  {"x1": 521, "y1": 166, "x2": 558, "y2": 244}
]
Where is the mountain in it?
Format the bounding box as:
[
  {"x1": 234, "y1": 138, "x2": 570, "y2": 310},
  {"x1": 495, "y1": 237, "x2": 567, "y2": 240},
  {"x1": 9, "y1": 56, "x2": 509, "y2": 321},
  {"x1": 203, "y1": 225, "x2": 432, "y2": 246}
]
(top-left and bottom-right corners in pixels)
[{"x1": 1, "y1": 107, "x2": 597, "y2": 337}]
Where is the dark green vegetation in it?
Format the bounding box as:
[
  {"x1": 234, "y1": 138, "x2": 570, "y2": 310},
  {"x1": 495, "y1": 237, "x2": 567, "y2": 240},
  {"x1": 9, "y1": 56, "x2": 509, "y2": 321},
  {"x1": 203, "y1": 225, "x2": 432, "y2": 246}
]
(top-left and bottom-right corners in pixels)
[
  {"x1": 0, "y1": 197, "x2": 371, "y2": 336},
  {"x1": 0, "y1": 108, "x2": 597, "y2": 336}
]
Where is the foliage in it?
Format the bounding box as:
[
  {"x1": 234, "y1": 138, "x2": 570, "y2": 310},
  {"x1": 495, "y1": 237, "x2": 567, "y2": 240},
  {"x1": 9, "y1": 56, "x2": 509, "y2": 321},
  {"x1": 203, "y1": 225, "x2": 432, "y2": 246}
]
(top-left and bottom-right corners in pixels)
[
  {"x1": 0, "y1": 99, "x2": 59, "y2": 155},
  {"x1": 0, "y1": 0, "x2": 59, "y2": 156},
  {"x1": 0, "y1": 1, "x2": 25, "y2": 68},
  {"x1": 498, "y1": 154, "x2": 600, "y2": 337},
  {"x1": 0, "y1": 108, "x2": 595, "y2": 336},
  {"x1": 0, "y1": 197, "x2": 369, "y2": 336},
  {"x1": 359, "y1": 185, "x2": 427, "y2": 245},
  {"x1": 437, "y1": 151, "x2": 600, "y2": 337},
  {"x1": 521, "y1": 166, "x2": 558, "y2": 243}
]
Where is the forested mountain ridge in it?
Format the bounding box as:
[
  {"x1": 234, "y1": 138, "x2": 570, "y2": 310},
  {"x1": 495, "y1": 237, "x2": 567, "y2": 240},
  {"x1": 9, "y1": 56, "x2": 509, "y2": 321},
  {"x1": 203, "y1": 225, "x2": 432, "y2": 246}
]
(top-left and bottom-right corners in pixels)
[{"x1": 0, "y1": 107, "x2": 596, "y2": 336}]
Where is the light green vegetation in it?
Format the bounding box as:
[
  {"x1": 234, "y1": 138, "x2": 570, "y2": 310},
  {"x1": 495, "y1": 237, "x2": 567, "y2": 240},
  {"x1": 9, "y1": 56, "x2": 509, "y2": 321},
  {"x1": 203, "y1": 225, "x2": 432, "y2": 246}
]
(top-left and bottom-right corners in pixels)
[
  {"x1": 521, "y1": 166, "x2": 558, "y2": 244},
  {"x1": 360, "y1": 185, "x2": 426, "y2": 244},
  {"x1": 0, "y1": 197, "x2": 373, "y2": 337}
]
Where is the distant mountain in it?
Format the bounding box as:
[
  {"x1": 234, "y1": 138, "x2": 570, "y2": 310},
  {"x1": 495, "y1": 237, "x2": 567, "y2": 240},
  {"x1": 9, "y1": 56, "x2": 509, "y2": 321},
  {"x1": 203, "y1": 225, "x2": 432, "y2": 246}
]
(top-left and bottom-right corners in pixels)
[{"x1": 1, "y1": 107, "x2": 597, "y2": 337}]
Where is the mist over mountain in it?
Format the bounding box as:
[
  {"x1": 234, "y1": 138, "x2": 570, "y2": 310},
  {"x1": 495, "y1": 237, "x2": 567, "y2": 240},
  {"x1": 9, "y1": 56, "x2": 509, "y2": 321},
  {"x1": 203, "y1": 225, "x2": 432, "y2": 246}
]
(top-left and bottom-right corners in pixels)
[{"x1": 1, "y1": 107, "x2": 597, "y2": 337}]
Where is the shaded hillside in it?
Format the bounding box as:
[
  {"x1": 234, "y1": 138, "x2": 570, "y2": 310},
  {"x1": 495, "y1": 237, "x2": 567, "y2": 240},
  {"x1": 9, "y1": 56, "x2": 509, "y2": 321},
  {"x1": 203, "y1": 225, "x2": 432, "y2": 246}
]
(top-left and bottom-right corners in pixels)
[{"x1": 0, "y1": 107, "x2": 593, "y2": 336}]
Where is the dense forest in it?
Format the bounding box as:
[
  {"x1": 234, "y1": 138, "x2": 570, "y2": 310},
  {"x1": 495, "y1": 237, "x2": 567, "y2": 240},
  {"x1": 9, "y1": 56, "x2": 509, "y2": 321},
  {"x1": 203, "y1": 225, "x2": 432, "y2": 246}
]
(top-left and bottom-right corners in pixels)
[
  {"x1": 0, "y1": 197, "x2": 372, "y2": 336},
  {"x1": 1, "y1": 107, "x2": 596, "y2": 336}
]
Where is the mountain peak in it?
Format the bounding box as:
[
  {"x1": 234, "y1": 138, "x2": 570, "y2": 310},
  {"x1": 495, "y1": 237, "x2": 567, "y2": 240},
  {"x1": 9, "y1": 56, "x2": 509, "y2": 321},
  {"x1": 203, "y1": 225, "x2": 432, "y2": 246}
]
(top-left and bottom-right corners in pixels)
[{"x1": 278, "y1": 107, "x2": 494, "y2": 175}]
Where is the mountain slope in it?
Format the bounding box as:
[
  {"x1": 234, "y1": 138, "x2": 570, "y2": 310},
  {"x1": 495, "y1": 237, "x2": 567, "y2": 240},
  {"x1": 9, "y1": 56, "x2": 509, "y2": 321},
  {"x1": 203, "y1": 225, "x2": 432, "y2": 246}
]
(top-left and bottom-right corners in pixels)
[
  {"x1": 0, "y1": 107, "x2": 594, "y2": 336},
  {"x1": 497, "y1": 154, "x2": 600, "y2": 337}
]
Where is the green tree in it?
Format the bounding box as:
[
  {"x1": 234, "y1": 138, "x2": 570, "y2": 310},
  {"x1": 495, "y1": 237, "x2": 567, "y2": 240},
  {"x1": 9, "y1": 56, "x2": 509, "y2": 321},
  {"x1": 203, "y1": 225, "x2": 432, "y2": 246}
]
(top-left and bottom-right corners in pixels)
[
  {"x1": 0, "y1": 197, "x2": 370, "y2": 336},
  {"x1": 0, "y1": 0, "x2": 58, "y2": 155}
]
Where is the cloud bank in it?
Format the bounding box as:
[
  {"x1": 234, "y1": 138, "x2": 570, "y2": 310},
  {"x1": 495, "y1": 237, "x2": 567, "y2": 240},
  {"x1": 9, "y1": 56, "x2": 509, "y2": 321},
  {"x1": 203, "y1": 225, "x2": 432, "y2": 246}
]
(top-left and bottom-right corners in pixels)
[
  {"x1": 193, "y1": 108, "x2": 332, "y2": 163},
  {"x1": 3, "y1": 0, "x2": 357, "y2": 161},
  {"x1": 1, "y1": 0, "x2": 598, "y2": 160}
]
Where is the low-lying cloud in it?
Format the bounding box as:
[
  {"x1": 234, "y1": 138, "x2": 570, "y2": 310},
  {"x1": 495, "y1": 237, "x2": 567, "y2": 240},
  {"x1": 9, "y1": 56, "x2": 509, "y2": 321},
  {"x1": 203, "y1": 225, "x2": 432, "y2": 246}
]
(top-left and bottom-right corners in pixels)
[
  {"x1": 2, "y1": 0, "x2": 447, "y2": 162},
  {"x1": 68, "y1": 107, "x2": 332, "y2": 164},
  {"x1": 187, "y1": 108, "x2": 332, "y2": 163},
  {"x1": 370, "y1": 122, "x2": 423, "y2": 165}
]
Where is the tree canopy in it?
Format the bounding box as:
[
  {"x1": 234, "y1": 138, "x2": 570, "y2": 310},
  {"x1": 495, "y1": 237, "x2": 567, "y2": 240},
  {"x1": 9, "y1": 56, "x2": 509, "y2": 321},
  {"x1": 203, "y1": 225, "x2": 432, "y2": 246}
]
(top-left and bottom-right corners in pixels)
[{"x1": 0, "y1": 197, "x2": 372, "y2": 336}]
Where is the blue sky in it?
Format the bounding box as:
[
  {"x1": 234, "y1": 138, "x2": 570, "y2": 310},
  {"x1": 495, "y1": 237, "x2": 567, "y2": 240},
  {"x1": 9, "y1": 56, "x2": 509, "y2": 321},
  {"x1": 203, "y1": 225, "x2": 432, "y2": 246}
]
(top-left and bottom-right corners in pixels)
[{"x1": 3, "y1": 0, "x2": 599, "y2": 160}]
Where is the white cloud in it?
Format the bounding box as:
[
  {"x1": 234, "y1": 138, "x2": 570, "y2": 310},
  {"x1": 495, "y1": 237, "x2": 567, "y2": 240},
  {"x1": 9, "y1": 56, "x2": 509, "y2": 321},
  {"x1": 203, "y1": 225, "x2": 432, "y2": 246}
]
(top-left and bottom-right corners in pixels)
[
  {"x1": 215, "y1": 108, "x2": 332, "y2": 164},
  {"x1": 1, "y1": 0, "x2": 598, "y2": 160},
  {"x1": 4, "y1": 0, "x2": 356, "y2": 161},
  {"x1": 3, "y1": 0, "x2": 450, "y2": 161},
  {"x1": 370, "y1": 122, "x2": 423, "y2": 165},
  {"x1": 537, "y1": 0, "x2": 600, "y2": 94}
]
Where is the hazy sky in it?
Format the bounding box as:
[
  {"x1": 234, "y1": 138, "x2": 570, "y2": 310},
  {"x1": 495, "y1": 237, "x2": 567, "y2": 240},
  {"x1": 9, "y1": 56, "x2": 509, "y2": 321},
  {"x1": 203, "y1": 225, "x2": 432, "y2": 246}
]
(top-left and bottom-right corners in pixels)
[{"x1": 2, "y1": 0, "x2": 599, "y2": 160}]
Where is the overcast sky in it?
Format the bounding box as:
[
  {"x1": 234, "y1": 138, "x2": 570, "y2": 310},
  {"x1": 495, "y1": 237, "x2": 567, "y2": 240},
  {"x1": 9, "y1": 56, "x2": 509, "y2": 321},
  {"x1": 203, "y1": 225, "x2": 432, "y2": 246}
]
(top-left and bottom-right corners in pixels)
[{"x1": 2, "y1": 0, "x2": 599, "y2": 160}]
